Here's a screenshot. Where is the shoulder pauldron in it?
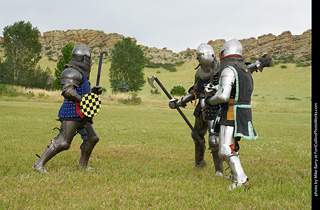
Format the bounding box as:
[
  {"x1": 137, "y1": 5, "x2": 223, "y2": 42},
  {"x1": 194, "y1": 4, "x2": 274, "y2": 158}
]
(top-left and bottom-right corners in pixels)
[{"x1": 60, "y1": 68, "x2": 83, "y2": 88}]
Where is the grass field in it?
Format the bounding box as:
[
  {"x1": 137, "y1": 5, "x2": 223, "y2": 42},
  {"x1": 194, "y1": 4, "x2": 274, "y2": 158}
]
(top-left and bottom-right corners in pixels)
[{"x1": 0, "y1": 61, "x2": 312, "y2": 209}]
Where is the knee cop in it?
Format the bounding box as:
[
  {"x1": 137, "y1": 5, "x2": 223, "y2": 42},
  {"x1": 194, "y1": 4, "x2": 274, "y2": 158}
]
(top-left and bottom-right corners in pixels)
[
  {"x1": 208, "y1": 133, "x2": 219, "y2": 151},
  {"x1": 51, "y1": 133, "x2": 71, "y2": 152},
  {"x1": 80, "y1": 135, "x2": 99, "y2": 151}
]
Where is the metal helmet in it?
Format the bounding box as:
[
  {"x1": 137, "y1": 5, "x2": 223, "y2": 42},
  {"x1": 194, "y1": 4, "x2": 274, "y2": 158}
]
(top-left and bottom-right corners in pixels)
[
  {"x1": 72, "y1": 45, "x2": 92, "y2": 62},
  {"x1": 70, "y1": 45, "x2": 92, "y2": 79},
  {"x1": 196, "y1": 43, "x2": 215, "y2": 69},
  {"x1": 219, "y1": 38, "x2": 243, "y2": 62}
]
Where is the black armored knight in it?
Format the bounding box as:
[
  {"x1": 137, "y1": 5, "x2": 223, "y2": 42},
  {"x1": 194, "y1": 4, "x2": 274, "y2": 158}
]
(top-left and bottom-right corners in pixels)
[{"x1": 169, "y1": 43, "x2": 224, "y2": 175}]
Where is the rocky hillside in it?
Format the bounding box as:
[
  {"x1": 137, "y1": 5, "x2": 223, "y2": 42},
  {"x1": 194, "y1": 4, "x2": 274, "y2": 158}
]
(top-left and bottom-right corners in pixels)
[
  {"x1": 0, "y1": 29, "x2": 311, "y2": 63},
  {"x1": 207, "y1": 29, "x2": 311, "y2": 60},
  {"x1": 31, "y1": 29, "x2": 187, "y2": 64}
]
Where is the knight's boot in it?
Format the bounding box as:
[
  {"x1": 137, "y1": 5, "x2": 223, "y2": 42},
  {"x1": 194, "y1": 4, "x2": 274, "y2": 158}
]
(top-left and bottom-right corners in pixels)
[
  {"x1": 229, "y1": 178, "x2": 250, "y2": 190},
  {"x1": 211, "y1": 150, "x2": 224, "y2": 177},
  {"x1": 228, "y1": 155, "x2": 250, "y2": 190},
  {"x1": 33, "y1": 143, "x2": 62, "y2": 173},
  {"x1": 78, "y1": 142, "x2": 97, "y2": 171},
  {"x1": 194, "y1": 143, "x2": 207, "y2": 167}
]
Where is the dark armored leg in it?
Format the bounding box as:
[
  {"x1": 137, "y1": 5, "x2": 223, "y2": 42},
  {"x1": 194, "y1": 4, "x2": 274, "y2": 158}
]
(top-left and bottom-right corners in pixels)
[
  {"x1": 208, "y1": 120, "x2": 224, "y2": 176},
  {"x1": 192, "y1": 115, "x2": 207, "y2": 167},
  {"x1": 78, "y1": 122, "x2": 99, "y2": 170},
  {"x1": 208, "y1": 133, "x2": 224, "y2": 176},
  {"x1": 33, "y1": 121, "x2": 79, "y2": 172}
]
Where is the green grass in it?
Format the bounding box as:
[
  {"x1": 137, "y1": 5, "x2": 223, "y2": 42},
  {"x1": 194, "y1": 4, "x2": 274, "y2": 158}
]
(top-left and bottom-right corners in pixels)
[{"x1": 0, "y1": 62, "x2": 311, "y2": 209}]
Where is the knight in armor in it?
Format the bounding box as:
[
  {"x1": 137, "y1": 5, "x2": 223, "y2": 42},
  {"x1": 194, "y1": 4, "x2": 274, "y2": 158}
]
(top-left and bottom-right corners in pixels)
[
  {"x1": 168, "y1": 42, "x2": 272, "y2": 179},
  {"x1": 205, "y1": 38, "x2": 259, "y2": 189},
  {"x1": 33, "y1": 45, "x2": 103, "y2": 173},
  {"x1": 169, "y1": 43, "x2": 224, "y2": 176}
]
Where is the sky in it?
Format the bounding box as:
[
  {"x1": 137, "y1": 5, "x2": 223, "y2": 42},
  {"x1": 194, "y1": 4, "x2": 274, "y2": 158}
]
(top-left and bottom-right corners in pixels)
[{"x1": 0, "y1": 0, "x2": 311, "y2": 53}]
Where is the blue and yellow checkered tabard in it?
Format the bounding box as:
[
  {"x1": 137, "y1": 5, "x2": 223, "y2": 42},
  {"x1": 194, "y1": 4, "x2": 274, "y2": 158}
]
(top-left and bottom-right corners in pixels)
[{"x1": 58, "y1": 74, "x2": 91, "y2": 118}]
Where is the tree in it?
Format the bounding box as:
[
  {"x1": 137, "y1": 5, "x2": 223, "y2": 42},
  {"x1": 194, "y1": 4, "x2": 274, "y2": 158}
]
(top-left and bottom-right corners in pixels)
[
  {"x1": 0, "y1": 21, "x2": 42, "y2": 87},
  {"x1": 53, "y1": 43, "x2": 74, "y2": 89},
  {"x1": 109, "y1": 37, "x2": 145, "y2": 93},
  {"x1": 117, "y1": 77, "x2": 129, "y2": 93}
]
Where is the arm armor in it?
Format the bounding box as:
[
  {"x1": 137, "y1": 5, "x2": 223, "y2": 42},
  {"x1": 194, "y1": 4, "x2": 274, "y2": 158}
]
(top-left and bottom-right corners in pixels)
[
  {"x1": 62, "y1": 86, "x2": 82, "y2": 102},
  {"x1": 247, "y1": 61, "x2": 260, "y2": 73},
  {"x1": 60, "y1": 68, "x2": 83, "y2": 102},
  {"x1": 169, "y1": 93, "x2": 195, "y2": 109},
  {"x1": 206, "y1": 68, "x2": 235, "y2": 106},
  {"x1": 176, "y1": 84, "x2": 197, "y2": 107},
  {"x1": 176, "y1": 93, "x2": 195, "y2": 107},
  {"x1": 247, "y1": 53, "x2": 274, "y2": 73}
]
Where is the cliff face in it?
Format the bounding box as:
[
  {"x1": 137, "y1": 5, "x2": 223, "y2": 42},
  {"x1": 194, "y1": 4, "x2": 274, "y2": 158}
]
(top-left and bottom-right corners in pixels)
[
  {"x1": 207, "y1": 29, "x2": 311, "y2": 59},
  {"x1": 0, "y1": 29, "x2": 311, "y2": 63},
  {"x1": 35, "y1": 29, "x2": 185, "y2": 64},
  {"x1": 39, "y1": 29, "x2": 130, "y2": 57}
]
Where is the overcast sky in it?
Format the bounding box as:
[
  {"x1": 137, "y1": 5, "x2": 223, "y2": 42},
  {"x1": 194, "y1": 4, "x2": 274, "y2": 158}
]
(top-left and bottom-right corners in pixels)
[{"x1": 0, "y1": 0, "x2": 311, "y2": 52}]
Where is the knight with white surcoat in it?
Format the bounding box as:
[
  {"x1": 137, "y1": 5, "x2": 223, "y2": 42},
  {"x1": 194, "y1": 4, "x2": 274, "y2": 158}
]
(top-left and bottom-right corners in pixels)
[
  {"x1": 169, "y1": 41, "x2": 272, "y2": 186},
  {"x1": 204, "y1": 39, "x2": 272, "y2": 189}
]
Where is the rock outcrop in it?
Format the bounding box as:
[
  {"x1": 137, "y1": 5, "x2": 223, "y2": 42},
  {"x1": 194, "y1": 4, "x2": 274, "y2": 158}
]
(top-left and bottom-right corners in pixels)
[
  {"x1": 39, "y1": 29, "x2": 132, "y2": 57},
  {"x1": 207, "y1": 29, "x2": 311, "y2": 59},
  {"x1": 0, "y1": 29, "x2": 311, "y2": 64}
]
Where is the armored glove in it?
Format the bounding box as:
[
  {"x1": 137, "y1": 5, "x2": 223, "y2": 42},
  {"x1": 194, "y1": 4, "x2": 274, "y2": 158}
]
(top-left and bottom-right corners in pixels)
[
  {"x1": 91, "y1": 86, "x2": 103, "y2": 95},
  {"x1": 257, "y1": 53, "x2": 274, "y2": 72},
  {"x1": 169, "y1": 98, "x2": 178, "y2": 109},
  {"x1": 168, "y1": 98, "x2": 187, "y2": 109},
  {"x1": 259, "y1": 53, "x2": 273, "y2": 67}
]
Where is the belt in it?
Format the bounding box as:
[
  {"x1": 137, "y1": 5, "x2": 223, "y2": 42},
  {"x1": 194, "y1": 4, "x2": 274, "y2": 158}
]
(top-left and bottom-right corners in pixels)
[
  {"x1": 64, "y1": 99, "x2": 75, "y2": 103},
  {"x1": 228, "y1": 102, "x2": 251, "y2": 106}
]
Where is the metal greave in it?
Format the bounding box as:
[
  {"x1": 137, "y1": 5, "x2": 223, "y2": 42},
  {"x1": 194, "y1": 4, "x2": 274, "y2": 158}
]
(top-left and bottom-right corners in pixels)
[
  {"x1": 33, "y1": 142, "x2": 63, "y2": 171},
  {"x1": 78, "y1": 142, "x2": 97, "y2": 169},
  {"x1": 211, "y1": 150, "x2": 224, "y2": 173},
  {"x1": 228, "y1": 155, "x2": 248, "y2": 184},
  {"x1": 194, "y1": 142, "x2": 207, "y2": 167}
]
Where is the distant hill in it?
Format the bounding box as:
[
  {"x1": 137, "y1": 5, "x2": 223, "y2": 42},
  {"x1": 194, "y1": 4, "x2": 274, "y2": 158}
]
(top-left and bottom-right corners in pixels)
[
  {"x1": 207, "y1": 29, "x2": 311, "y2": 60},
  {"x1": 0, "y1": 29, "x2": 311, "y2": 64}
]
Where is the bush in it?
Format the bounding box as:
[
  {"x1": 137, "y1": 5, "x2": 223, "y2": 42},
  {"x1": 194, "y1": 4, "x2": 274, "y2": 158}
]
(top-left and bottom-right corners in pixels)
[
  {"x1": 170, "y1": 86, "x2": 186, "y2": 96},
  {"x1": 296, "y1": 61, "x2": 311, "y2": 67},
  {"x1": 145, "y1": 60, "x2": 184, "y2": 72},
  {"x1": 25, "y1": 91, "x2": 35, "y2": 99},
  {"x1": 118, "y1": 93, "x2": 142, "y2": 105},
  {"x1": 279, "y1": 55, "x2": 295, "y2": 63},
  {"x1": 0, "y1": 84, "x2": 21, "y2": 97},
  {"x1": 150, "y1": 89, "x2": 161, "y2": 95}
]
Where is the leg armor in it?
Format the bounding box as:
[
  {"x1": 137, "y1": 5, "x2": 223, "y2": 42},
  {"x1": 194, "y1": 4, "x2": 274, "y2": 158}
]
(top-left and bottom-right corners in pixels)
[
  {"x1": 33, "y1": 121, "x2": 79, "y2": 172},
  {"x1": 192, "y1": 115, "x2": 207, "y2": 167},
  {"x1": 208, "y1": 120, "x2": 223, "y2": 176},
  {"x1": 78, "y1": 122, "x2": 99, "y2": 170},
  {"x1": 219, "y1": 125, "x2": 248, "y2": 185}
]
